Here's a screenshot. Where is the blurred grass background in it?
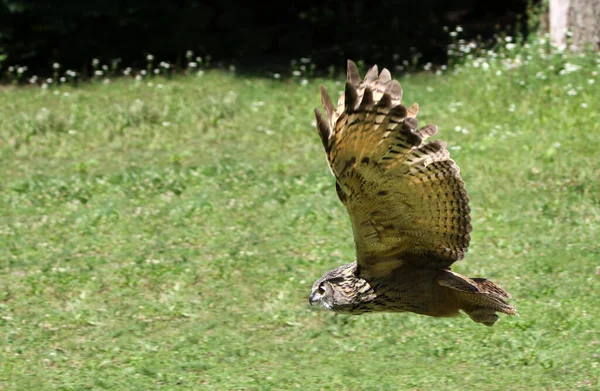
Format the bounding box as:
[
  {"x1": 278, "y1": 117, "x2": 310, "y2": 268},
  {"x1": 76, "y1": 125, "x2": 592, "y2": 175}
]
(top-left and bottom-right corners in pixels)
[{"x1": 0, "y1": 38, "x2": 599, "y2": 389}]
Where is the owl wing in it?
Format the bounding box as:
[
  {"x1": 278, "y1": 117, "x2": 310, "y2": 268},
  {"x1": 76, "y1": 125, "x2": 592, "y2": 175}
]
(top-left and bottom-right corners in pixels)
[{"x1": 315, "y1": 60, "x2": 472, "y2": 278}]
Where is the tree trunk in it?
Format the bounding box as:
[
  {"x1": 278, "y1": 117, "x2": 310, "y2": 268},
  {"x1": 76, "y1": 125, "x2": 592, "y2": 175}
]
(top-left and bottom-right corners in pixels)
[{"x1": 550, "y1": 0, "x2": 600, "y2": 50}]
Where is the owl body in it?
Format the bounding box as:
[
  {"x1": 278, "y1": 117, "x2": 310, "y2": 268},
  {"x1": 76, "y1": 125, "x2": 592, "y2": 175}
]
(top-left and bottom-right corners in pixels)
[{"x1": 310, "y1": 262, "x2": 481, "y2": 318}]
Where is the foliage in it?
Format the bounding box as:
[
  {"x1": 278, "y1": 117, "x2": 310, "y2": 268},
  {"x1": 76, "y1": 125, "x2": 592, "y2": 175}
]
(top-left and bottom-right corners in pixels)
[
  {"x1": 0, "y1": 38, "x2": 599, "y2": 389},
  {"x1": 0, "y1": 0, "x2": 531, "y2": 77}
]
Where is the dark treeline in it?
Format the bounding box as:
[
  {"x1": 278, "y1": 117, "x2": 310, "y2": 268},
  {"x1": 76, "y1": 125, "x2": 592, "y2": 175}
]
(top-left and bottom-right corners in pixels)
[{"x1": 0, "y1": 0, "x2": 533, "y2": 77}]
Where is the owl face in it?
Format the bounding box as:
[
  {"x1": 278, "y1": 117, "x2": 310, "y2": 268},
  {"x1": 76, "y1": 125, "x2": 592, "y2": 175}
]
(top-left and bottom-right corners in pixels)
[
  {"x1": 308, "y1": 263, "x2": 362, "y2": 311},
  {"x1": 308, "y1": 278, "x2": 336, "y2": 309}
]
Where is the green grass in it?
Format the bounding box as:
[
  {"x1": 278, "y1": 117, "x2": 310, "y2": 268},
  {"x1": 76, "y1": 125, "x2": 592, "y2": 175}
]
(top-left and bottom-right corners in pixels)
[{"x1": 1, "y1": 47, "x2": 599, "y2": 390}]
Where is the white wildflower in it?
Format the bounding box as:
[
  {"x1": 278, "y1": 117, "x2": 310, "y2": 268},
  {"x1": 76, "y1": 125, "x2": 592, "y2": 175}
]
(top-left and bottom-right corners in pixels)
[
  {"x1": 560, "y1": 63, "x2": 582, "y2": 75},
  {"x1": 223, "y1": 90, "x2": 237, "y2": 105}
]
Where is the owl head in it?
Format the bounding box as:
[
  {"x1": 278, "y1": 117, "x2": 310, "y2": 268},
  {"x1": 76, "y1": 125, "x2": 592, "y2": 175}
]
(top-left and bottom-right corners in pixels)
[{"x1": 308, "y1": 263, "x2": 371, "y2": 312}]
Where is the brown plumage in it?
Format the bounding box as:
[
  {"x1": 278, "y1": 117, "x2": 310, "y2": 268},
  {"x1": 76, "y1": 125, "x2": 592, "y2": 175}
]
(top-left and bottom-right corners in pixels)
[{"x1": 309, "y1": 60, "x2": 517, "y2": 326}]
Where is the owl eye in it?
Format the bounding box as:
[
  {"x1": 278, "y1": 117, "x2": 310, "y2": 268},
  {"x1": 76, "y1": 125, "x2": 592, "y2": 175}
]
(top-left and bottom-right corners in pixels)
[{"x1": 317, "y1": 284, "x2": 326, "y2": 294}]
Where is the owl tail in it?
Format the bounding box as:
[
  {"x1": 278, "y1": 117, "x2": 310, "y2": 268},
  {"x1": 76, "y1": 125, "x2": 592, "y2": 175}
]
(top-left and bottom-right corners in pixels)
[{"x1": 438, "y1": 271, "x2": 518, "y2": 326}]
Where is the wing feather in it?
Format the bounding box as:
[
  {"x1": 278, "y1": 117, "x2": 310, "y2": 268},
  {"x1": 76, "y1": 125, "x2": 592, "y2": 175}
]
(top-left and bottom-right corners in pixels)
[{"x1": 315, "y1": 60, "x2": 472, "y2": 277}]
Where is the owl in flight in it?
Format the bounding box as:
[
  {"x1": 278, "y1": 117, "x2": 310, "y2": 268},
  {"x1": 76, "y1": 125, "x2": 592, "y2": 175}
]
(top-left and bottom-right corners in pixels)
[{"x1": 309, "y1": 60, "x2": 517, "y2": 326}]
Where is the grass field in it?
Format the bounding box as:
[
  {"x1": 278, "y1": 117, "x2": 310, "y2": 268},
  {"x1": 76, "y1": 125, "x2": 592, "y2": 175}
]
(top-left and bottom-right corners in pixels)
[{"x1": 1, "y1": 42, "x2": 599, "y2": 389}]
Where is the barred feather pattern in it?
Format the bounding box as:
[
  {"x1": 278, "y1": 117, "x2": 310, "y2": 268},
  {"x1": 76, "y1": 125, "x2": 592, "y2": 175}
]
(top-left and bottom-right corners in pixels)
[
  {"x1": 437, "y1": 271, "x2": 518, "y2": 315},
  {"x1": 315, "y1": 60, "x2": 472, "y2": 276}
]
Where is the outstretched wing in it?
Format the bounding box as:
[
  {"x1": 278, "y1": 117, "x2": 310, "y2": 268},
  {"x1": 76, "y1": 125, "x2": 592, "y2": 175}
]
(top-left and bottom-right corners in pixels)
[{"x1": 315, "y1": 60, "x2": 471, "y2": 277}]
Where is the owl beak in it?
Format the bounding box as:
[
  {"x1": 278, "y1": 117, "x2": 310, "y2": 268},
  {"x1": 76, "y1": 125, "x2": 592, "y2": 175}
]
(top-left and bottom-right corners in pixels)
[{"x1": 308, "y1": 292, "x2": 318, "y2": 306}]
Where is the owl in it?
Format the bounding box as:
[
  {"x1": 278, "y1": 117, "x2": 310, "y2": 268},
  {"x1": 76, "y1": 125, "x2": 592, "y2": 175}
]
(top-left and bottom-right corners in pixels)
[{"x1": 308, "y1": 60, "x2": 517, "y2": 326}]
